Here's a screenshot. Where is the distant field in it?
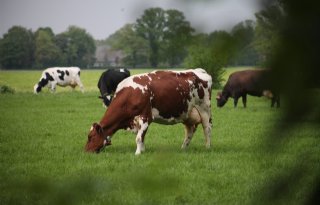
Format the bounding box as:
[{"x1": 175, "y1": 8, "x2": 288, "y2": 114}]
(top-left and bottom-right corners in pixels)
[
  {"x1": 0, "y1": 69, "x2": 155, "y2": 93},
  {"x1": 0, "y1": 68, "x2": 319, "y2": 204},
  {"x1": 0, "y1": 67, "x2": 253, "y2": 93}
]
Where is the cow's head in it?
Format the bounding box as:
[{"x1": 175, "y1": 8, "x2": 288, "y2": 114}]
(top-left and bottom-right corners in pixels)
[
  {"x1": 216, "y1": 92, "x2": 228, "y2": 107},
  {"x1": 34, "y1": 73, "x2": 53, "y2": 94},
  {"x1": 85, "y1": 123, "x2": 111, "y2": 153},
  {"x1": 34, "y1": 83, "x2": 42, "y2": 93},
  {"x1": 98, "y1": 95, "x2": 112, "y2": 107}
]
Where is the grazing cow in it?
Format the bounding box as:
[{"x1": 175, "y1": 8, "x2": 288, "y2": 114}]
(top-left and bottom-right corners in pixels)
[
  {"x1": 97, "y1": 68, "x2": 130, "y2": 107},
  {"x1": 216, "y1": 69, "x2": 280, "y2": 108},
  {"x1": 85, "y1": 68, "x2": 213, "y2": 155},
  {"x1": 34, "y1": 67, "x2": 84, "y2": 93}
]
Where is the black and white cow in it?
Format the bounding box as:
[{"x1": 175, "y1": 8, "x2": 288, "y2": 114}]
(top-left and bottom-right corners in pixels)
[
  {"x1": 97, "y1": 68, "x2": 130, "y2": 107},
  {"x1": 34, "y1": 67, "x2": 84, "y2": 93}
]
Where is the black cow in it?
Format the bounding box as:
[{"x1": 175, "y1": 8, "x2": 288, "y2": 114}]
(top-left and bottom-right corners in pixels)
[
  {"x1": 97, "y1": 68, "x2": 130, "y2": 107},
  {"x1": 216, "y1": 69, "x2": 280, "y2": 108}
]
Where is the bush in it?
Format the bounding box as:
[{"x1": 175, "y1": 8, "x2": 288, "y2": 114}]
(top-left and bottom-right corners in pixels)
[
  {"x1": 184, "y1": 45, "x2": 225, "y2": 89},
  {"x1": 0, "y1": 85, "x2": 15, "y2": 94},
  {"x1": 184, "y1": 31, "x2": 239, "y2": 89}
]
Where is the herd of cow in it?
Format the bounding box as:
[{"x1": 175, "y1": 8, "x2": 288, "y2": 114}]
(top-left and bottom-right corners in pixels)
[{"x1": 33, "y1": 67, "x2": 279, "y2": 155}]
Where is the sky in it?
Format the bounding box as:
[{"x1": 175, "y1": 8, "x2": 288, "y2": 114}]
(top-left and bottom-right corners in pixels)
[{"x1": 0, "y1": 0, "x2": 262, "y2": 40}]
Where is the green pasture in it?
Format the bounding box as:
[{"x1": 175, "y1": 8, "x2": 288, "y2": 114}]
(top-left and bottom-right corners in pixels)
[
  {"x1": 0, "y1": 68, "x2": 319, "y2": 205},
  {"x1": 0, "y1": 69, "x2": 152, "y2": 93}
]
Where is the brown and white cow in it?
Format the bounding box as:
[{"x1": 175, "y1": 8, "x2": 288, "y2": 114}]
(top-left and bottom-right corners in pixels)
[{"x1": 85, "y1": 68, "x2": 213, "y2": 155}]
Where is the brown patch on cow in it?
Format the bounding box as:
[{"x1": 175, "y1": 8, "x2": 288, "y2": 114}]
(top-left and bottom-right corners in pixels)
[
  {"x1": 150, "y1": 72, "x2": 193, "y2": 118},
  {"x1": 197, "y1": 86, "x2": 204, "y2": 99},
  {"x1": 201, "y1": 81, "x2": 208, "y2": 89},
  {"x1": 131, "y1": 71, "x2": 200, "y2": 119}
]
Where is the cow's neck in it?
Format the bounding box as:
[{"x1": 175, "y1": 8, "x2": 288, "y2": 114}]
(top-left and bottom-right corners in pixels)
[
  {"x1": 99, "y1": 107, "x2": 128, "y2": 138},
  {"x1": 222, "y1": 90, "x2": 230, "y2": 99}
]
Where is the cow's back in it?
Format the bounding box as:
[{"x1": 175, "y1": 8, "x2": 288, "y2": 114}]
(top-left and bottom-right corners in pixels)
[
  {"x1": 98, "y1": 69, "x2": 130, "y2": 93},
  {"x1": 226, "y1": 70, "x2": 266, "y2": 94},
  {"x1": 115, "y1": 69, "x2": 212, "y2": 122}
]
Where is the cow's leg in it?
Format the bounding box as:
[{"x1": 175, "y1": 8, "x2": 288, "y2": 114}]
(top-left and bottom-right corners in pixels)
[
  {"x1": 242, "y1": 94, "x2": 247, "y2": 108},
  {"x1": 50, "y1": 82, "x2": 57, "y2": 93},
  {"x1": 271, "y1": 97, "x2": 275, "y2": 107},
  {"x1": 181, "y1": 124, "x2": 197, "y2": 149},
  {"x1": 271, "y1": 94, "x2": 280, "y2": 108},
  {"x1": 234, "y1": 97, "x2": 239, "y2": 108},
  {"x1": 75, "y1": 78, "x2": 84, "y2": 93},
  {"x1": 134, "y1": 116, "x2": 149, "y2": 155},
  {"x1": 276, "y1": 95, "x2": 280, "y2": 108},
  {"x1": 202, "y1": 116, "x2": 212, "y2": 149},
  {"x1": 196, "y1": 106, "x2": 212, "y2": 148}
]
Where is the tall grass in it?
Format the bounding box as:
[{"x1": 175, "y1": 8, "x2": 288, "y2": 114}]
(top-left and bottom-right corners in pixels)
[{"x1": 0, "y1": 69, "x2": 319, "y2": 204}]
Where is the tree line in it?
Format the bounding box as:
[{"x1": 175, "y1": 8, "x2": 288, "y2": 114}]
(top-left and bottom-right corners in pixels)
[
  {"x1": 104, "y1": 6, "x2": 281, "y2": 87},
  {"x1": 0, "y1": 26, "x2": 96, "y2": 69},
  {"x1": 0, "y1": 5, "x2": 282, "y2": 87}
]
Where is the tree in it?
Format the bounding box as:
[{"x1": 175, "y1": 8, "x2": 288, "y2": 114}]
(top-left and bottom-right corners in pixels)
[
  {"x1": 135, "y1": 8, "x2": 194, "y2": 67},
  {"x1": 107, "y1": 24, "x2": 148, "y2": 68},
  {"x1": 0, "y1": 26, "x2": 34, "y2": 69},
  {"x1": 184, "y1": 32, "x2": 236, "y2": 88},
  {"x1": 253, "y1": 2, "x2": 285, "y2": 65},
  {"x1": 34, "y1": 28, "x2": 61, "y2": 68},
  {"x1": 230, "y1": 20, "x2": 259, "y2": 66},
  {"x1": 163, "y1": 9, "x2": 194, "y2": 67},
  {"x1": 58, "y1": 26, "x2": 96, "y2": 68},
  {"x1": 135, "y1": 8, "x2": 166, "y2": 67}
]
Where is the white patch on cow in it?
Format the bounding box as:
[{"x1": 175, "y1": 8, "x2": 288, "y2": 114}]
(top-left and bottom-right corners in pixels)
[
  {"x1": 134, "y1": 117, "x2": 148, "y2": 155},
  {"x1": 120, "y1": 68, "x2": 125, "y2": 72},
  {"x1": 193, "y1": 68, "x2": 212, "y2": 88},
  {"x1": 116, "y1": 74, "x2": 148, "y2": 94},
  {"x1": 90, "y1": 126, "x2": 94, "y2": 131},
  {"x1": 151, "y1": 108, "x2": 159, "y2": 119},
  {"x1": 263, "y1": 90, "x2": 273, "y2": 98}
]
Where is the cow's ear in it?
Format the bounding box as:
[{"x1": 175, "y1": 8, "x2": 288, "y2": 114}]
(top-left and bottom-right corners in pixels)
[
  {"x1": 216, "y1": 92, "x2": 222, "y2": 99},
  {"x1": 93, "y1": 123, "x2": 103, "y2": 134},
  {"x1": 98, "y1": 96, "x2": 103, "y2": 99}
]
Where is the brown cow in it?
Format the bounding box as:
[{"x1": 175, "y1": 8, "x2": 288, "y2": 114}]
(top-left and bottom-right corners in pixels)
[
  {"x1": 85, "y1": 69, "x2": 213, "y2": 155},
  {"x1": 216, "y1": 69, "x2": 280, "y2": 108}
]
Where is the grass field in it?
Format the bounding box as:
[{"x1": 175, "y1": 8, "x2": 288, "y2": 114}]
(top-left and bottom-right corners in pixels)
[{"x1": 0, "y1": 68, "x2": 319, "y2": 205}]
